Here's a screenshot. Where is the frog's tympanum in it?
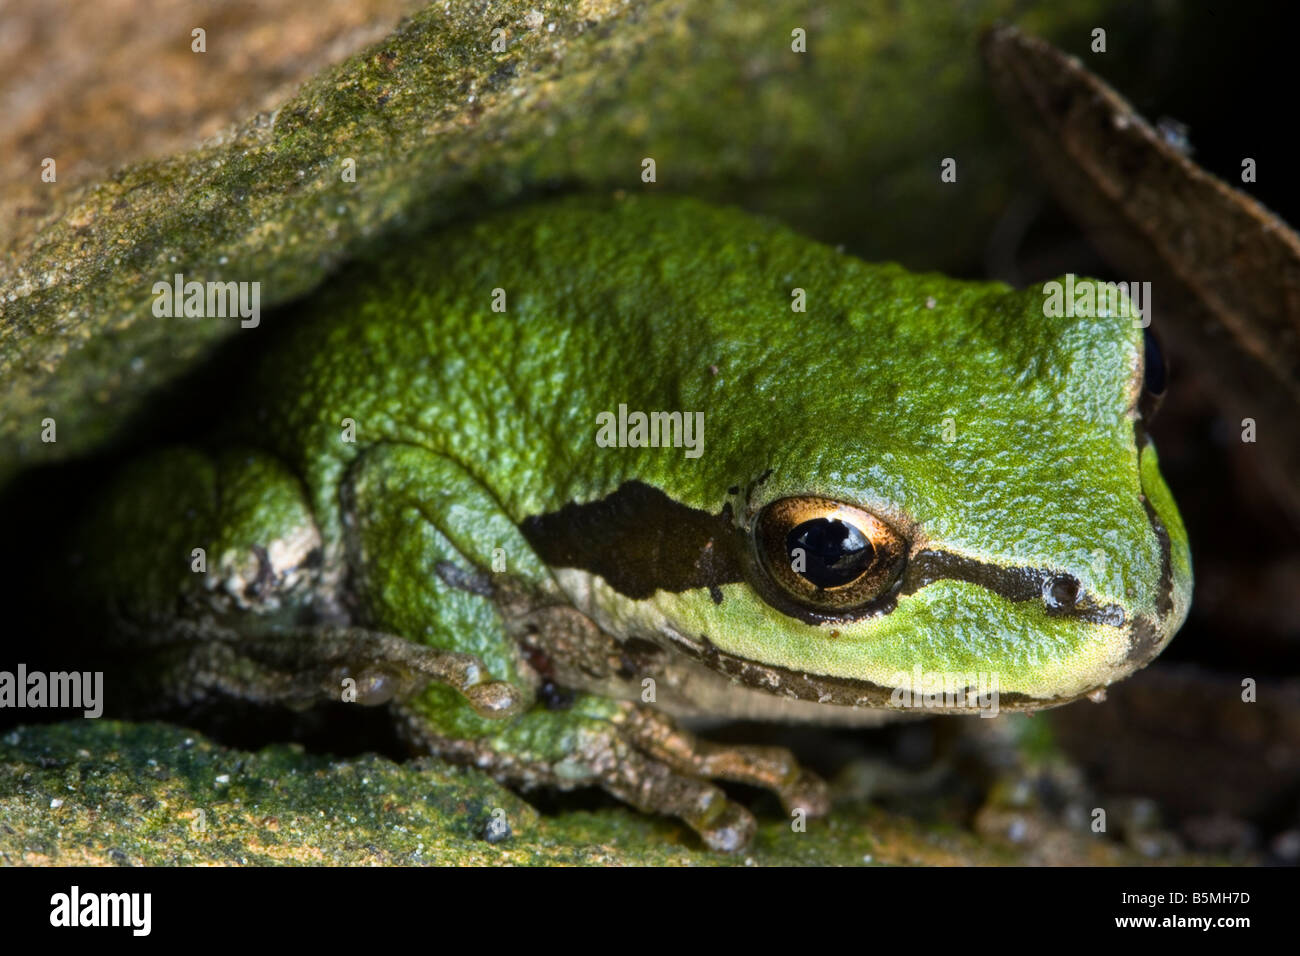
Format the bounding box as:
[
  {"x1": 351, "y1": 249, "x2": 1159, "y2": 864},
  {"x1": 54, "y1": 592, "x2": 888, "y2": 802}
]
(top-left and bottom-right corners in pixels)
[{"x1": 76, "y1": 195, "x2": 1191, "y2": 850}]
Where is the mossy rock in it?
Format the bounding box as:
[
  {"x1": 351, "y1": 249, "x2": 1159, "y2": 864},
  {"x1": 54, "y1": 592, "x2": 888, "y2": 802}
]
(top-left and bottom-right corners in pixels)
[
  {"x1": 1, "y1": 0, "x2": 1190, "y2": 483},
  {"x1": 0, "y1": 720, "x2": 1197, "y2": 865}
]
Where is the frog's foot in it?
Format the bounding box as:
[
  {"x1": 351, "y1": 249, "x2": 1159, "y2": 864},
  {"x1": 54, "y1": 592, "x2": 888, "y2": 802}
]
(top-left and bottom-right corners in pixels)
[
  {"x1": 618, "y1": 704, "x2": 831, "y2": 820},
  {"x1": 141, "y1": 623, "x2": 524, "y2": 720},
  {"x1": 398, "y1": 698, "x2": 828, "y2": 852}
]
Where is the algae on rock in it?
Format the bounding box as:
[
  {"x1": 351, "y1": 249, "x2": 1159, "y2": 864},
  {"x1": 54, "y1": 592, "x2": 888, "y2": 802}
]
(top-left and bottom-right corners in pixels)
[{"x1": 1, "y1": 0, "x2": 1183, "y2": 482}]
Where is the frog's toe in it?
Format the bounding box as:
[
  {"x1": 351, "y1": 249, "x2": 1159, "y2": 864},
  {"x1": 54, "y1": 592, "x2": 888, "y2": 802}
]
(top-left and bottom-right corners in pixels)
[
  {"x1": 602, "y1": 747, "x2": 757, "y2": 853},
  {"x1": 461, "y1": 680, "x2": 527, "y2": 719},
  {"x1": 784, "y1": 770, "x2": 832, "y2": 818},
  {"x1": 697, "y1": 802, "x2": 757, "y2": 853},
  {"x1": 620, "y1": 705, "x2": 832, "y2": 820}
]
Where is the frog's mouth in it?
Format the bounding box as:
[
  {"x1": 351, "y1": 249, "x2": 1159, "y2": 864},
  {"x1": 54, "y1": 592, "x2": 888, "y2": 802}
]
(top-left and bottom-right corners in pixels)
[{"x1": 654, "y1": 625, "x2": 1061, "y2": 712}]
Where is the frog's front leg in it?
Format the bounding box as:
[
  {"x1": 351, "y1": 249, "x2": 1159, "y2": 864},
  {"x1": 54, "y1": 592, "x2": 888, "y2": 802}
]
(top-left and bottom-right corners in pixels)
[
  {"x1": 397, "y1": 696, "x2": 830, "y2": 851},
  {"x1": 346, "y1": 445, "x2": 828, "y2": 850},
  {"x1": 395, "y1": 694, "x2": 757, "y2": 851},
  {"x1": 616, "y1": 704, "x2": 830, "y2": 820}
]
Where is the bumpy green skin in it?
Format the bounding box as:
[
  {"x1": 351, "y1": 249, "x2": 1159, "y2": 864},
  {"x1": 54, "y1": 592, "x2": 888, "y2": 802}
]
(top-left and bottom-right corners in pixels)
[{"x1": 81, "y1": 195, "x2": 1190, "y2": 786}]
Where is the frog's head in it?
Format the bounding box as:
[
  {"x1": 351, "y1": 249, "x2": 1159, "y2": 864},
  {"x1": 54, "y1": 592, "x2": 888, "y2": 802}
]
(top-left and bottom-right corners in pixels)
[{"x1": 526, "y1": 266, "x2": 1191, "y2": 714}]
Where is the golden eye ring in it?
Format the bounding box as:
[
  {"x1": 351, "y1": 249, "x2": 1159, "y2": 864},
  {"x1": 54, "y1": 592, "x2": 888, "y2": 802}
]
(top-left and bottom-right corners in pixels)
[{"x1": 753, "y1": 496, "x2": 908, "y2": 612}]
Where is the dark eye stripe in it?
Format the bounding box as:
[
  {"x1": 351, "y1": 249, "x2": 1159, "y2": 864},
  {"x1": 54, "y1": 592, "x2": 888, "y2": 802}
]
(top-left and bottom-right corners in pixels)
[
  {"x1": 1140, "y1": 492, "x2": 1175, "y2": 618},
  {"x1": 519, "y1": 480, "x2": 745, "y2": 599},
  {"x1": 518, "y1": 479, "x2": 1132, "y2": 630},
  {"x1": 902, "y1": 551, "x2": 1125, "y2": 628}
]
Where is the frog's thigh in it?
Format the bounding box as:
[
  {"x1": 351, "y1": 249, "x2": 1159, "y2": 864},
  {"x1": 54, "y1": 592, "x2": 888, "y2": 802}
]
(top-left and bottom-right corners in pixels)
[
  {"x1": 94, "y1": 445, "x2": 522, "y2": 719},
  {"x1": 85, "y1": 445, "x2": 321, "y2": 629}
]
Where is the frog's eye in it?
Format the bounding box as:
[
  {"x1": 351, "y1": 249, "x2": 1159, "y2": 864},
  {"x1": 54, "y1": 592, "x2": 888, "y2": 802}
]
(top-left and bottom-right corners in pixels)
[
  {"x1": 753, "y1": 497, "x2": 908, "y2": 613},
  {"x1": 1140, "y1": 327, "x2": 1167, "y2": 422}
]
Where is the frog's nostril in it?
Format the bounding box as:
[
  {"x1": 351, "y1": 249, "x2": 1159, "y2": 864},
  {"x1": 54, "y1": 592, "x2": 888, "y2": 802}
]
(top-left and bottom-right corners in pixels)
[{"x1": 1042, "y1": 574, "x2": 1081, "y2": 612}]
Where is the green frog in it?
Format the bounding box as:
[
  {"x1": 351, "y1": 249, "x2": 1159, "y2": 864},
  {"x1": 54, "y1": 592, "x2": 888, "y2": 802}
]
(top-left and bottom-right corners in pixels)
[{"x1": 73, "y1": 194, "x2": 1191, "y2": 850}]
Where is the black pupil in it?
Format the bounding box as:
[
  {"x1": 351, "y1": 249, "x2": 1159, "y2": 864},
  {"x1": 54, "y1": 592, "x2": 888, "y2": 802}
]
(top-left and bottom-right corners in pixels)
[{"x1": 786, "y1": 518, "x2": 874, "y2": 588}]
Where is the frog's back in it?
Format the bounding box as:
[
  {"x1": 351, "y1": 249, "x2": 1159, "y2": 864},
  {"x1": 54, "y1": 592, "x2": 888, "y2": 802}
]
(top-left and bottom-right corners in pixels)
[{"x1": 240, "y1": 193, "x2": 992, "y2": 527}]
